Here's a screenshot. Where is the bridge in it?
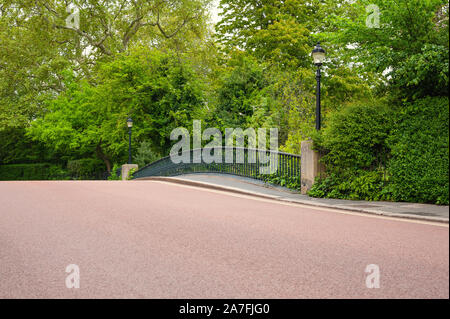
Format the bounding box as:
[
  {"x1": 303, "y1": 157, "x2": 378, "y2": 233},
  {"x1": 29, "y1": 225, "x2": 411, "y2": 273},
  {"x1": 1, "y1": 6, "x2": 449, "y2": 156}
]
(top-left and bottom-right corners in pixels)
[{"x1": 132, "y1": 146, "x2": 302, "y2": 184}]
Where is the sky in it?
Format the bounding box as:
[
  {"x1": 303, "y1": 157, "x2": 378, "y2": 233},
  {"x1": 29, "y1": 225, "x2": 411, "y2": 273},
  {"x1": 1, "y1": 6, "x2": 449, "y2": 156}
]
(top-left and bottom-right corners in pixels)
[{"x1": 209, "y1": 0, "x2": 222, "y2": 24}]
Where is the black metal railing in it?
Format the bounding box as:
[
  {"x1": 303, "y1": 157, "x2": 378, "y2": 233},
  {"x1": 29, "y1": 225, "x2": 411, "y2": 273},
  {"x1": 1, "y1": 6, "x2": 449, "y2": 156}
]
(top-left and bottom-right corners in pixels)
[{"x1": 132, "y1": 147, "x2": 301, "y2": 181}]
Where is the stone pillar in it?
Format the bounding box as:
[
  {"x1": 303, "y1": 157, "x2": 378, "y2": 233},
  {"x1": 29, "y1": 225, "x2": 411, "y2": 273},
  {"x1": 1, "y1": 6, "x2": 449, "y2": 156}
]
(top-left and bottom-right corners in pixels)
[
  {"x1": 121, "y1": 164, "x2": 138, "y2": 181},
  {"x1": 300, "y1": 140, "x2": 325, "y2": 194}
]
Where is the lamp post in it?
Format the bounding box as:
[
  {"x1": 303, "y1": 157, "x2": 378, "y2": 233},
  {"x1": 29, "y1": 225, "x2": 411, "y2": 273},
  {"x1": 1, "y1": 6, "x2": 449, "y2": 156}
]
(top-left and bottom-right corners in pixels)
[
  {"x1": 127, "y1": 117, "x2": 133, "y2": 164},
  {"x1": 312, "y1": 42, "x2": 326, "y2": 130}
]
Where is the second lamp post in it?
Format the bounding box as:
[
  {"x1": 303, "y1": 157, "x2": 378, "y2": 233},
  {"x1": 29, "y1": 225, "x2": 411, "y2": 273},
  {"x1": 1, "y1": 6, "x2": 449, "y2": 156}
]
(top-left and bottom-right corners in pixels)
[
  {"x1": 127, "y1": 117, "x2": 133, "y2": 164},
  {"x1": 312, "y1": 42, "x2": 326, "y2": 130}
]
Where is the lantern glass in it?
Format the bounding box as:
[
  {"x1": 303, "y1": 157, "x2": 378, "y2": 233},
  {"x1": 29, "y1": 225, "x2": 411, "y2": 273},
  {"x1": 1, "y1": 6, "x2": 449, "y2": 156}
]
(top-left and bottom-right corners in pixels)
[
  {"x1": 312, "y1": 51, "x2": 325, "y2": 65},
  {"x1": 312, "y1": 42, "x2": 326, "y2": 65}
]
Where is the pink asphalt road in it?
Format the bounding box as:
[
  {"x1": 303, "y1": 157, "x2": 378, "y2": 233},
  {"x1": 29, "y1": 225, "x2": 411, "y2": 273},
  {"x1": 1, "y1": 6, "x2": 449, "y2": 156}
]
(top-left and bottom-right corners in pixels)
[{"x1": 0, "y1": 181, "x2": 448, "y2": 299}]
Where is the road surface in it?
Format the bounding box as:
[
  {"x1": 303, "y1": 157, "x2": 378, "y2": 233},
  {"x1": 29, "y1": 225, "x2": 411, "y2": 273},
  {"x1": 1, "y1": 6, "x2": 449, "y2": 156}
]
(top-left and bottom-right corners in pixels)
[{"x1": 0, "y1": 181, "x2": 448, "y2": 298}]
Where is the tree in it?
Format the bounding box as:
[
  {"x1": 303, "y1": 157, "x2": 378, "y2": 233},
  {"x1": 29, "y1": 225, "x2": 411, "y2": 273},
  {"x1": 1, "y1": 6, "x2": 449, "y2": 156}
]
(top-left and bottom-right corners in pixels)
[
  {"x1": 213, "y1": 52, "x2": 268, "y2": 128},
  {"x1": 28, "y1": 48, "x2": 206, "y2": 172},
  {"x1": 216, "y1": 0, "x2": 314, "y2": 69},
  {"x1": 214, "y1": 0, "x2": 374, "y2": 148},
  {"x1": 331, "y1": 0, "x2": 449, "y2": 101},
  {"x1": 0, "y1": 0, "x2": 211, "y2": 132}
]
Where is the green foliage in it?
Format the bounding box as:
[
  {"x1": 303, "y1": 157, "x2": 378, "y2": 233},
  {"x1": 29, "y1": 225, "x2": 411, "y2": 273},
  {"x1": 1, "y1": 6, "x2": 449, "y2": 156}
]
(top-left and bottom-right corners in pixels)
[
  {"x1": 212, "y1": 55, "x2": 319, "y2": 153},
  {"x1": 310, "y1": 97, "x2": 449, "y2": 205},
  {"x1": 271, "y1": 68, "x2": 315, "y2": 153},
  {"x1": 314, "y1": 103, "x2": 393, "y2": 171},
  {"x1": 133, "y1": 141, "x2": 161, "y2": 168},
  {"x1": 1, "y1": 0, "x2": 212, "y2": 175},
  {"x1": 215, "y1": 0, "x2": 347, "y2": 69},
  {"x1": 260, "y1": 174, "x2": 302, "y2": 190},
  {"x1": 0, "y1": 163, "x2": 69, "y2": 181},
  {"x1": 213, "y1": 52, "x2": 269, "y2": 128},
  {"x1": 392, "y1": 44, "x2": 449, "y2": 100},
  {"x1": 126, "y1": 168, "x2": 138, "y2": 180},
  {"x1": 331, "y1": 0, "x2": 449, "y2": 101},
  {"x1": 0, "y1": 128, "x2": 55, "y2": 164},
  {"x1": 309, "y1": 171, "x2": 389, "y2": 201},
  {"x1": 0, "y1": 0, "x2": 210, "y2": 132},
  {"x1": 98, "y1": 47, "x2": 206, "y2": 156},
  {"x1": 306, "y1": 1, "x2": 449, "y2": 204},
  {"x1": 67, "y1": 158, "x2": 106, "y2": 180},
  {"x1": 108, "y1": 164, "x2": 122, "y2": 181},
  {"x1": 28, "y1": 48, "x2": 206, "y2": 171},
  {"x1": 387, "y1": 97, "x2": 449, "y2": 204},
  {"x1": 0, "y1": 159, "x2": 106, "y2": 180},
  {"x1": 1, "y1": 0, "x2": 448, "y2": 206}
]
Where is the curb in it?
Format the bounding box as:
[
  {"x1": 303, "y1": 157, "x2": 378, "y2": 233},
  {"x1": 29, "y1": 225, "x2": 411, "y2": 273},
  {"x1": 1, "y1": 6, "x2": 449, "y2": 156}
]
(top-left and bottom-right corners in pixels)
[{"x1": 135, "y1": 176, "x2": 449, "y2": 224}]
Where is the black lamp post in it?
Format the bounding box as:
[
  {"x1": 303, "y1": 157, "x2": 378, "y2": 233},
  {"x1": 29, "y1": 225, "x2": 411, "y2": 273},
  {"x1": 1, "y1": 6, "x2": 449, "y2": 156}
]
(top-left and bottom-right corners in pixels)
[
  {"x1": 312, "y1": 42, "x2": 326, "y2": 130},
  {"x1": 127, "y1": 117, "x2": 133, "y2": 164}
]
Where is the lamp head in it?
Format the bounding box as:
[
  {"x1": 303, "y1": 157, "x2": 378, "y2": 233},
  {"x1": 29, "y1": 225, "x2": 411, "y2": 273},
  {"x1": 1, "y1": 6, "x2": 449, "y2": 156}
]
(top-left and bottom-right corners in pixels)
[
  {"x1": 312, "y1": 42, "x2": 326, "y2": 66},
  {"x1": 127, "y1": 117, "x2": 133, "y2": 128}
]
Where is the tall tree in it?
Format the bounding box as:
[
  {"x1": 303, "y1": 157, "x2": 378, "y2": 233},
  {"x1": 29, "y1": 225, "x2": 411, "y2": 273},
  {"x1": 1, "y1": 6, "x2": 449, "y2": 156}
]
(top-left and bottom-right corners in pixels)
[
  {"x1": 0, "y1": 0, "x2": 211, "y2": 132},
  {"x1": 27, "y1": 48, "x2": 206, "y2": 171},
  {"x1": 216, "y1": 0, "x2": 314, "y2": 69},
  {"x1": 331, "y1": 0, "x2": 449, "y2": 100}
]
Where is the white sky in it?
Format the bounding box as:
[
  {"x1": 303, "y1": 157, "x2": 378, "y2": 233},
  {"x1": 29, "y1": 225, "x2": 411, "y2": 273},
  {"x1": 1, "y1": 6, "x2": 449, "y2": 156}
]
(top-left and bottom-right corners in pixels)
[{"x1": 209, "y1": 0, "x2": 222, "y2": 24}]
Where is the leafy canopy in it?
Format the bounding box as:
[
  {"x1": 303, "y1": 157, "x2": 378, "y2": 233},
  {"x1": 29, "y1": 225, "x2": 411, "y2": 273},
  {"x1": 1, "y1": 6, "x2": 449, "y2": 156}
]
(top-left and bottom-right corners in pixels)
[{"x1": 28, "y1": 48, "x2": 206, "y2": 171}]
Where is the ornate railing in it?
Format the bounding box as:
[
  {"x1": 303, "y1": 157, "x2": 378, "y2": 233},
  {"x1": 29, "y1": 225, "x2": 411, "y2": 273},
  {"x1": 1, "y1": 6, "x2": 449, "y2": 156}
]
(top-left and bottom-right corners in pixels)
[{"x1": 132, "y1": 147, "x2": 301, "y2": 181}]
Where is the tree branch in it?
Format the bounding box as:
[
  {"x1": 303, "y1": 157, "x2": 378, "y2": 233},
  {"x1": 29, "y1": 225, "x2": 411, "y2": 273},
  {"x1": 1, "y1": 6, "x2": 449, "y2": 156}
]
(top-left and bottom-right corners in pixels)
[{"x1": 54, "y1": 24, "x2": 112, "y2": 56}]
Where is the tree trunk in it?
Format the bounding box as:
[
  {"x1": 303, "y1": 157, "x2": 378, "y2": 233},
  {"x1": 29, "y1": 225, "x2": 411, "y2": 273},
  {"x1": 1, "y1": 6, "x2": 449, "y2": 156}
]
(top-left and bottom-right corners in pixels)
[{"x1": 96, "y1": 140, "x2": 112, "y2": 173}]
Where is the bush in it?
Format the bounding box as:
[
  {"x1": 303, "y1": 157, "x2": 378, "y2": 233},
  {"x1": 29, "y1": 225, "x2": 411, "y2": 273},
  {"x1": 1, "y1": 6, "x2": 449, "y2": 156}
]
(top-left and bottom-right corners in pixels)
[
  {"x1": 313, "y1": 102, "x2": 393, "y2": 171},
  {"x1": 67, "y1": 158, "x2": 106, "y2": 180},
  {"x1": 260, "y1": 173, "x2": 302, "y2": 190},
  {"x1": 107, "y1": 164, "x2": 122, "y2": 180},
  {"x1": 309, "y1": 170, "x2": 389, "y2": 201},
  {"x1": 0, "y1": 158, "x2": 108, "y2": 181},
  {"x1": 126, "y1": 167, "x2": 137, "y2": 180},
  {"x1": 0, "y1": 163, "x2": 69, "y2": 180},
  {"x1": 387, "y1": 97, "x2": 449, "y2": 204},
  {"x1": 309, "y1": 97, "x2": 449, "y2": 205},
  {"x1": 133, "y1": 141, "x2": 161, "y2": 168}
]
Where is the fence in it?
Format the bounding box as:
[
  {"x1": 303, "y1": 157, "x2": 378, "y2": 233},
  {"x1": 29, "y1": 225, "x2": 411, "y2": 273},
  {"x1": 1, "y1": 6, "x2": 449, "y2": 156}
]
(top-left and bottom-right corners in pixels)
[{"x1": 132, "y1": 147, "x2": 301, "y2": 181}]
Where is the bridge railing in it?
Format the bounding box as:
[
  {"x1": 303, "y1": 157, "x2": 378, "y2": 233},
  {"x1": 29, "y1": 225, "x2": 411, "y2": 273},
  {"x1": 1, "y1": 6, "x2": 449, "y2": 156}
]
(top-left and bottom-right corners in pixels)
[{"x1": 132, "y1": 147, "x2": 301, "y2": 181}]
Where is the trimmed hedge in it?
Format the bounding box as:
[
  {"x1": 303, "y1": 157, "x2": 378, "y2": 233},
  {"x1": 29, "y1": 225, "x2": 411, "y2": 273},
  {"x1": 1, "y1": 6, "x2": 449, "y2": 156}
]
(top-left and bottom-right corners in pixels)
[
  {"x1": 386, "y1": 97, "x2": 449, "y2": 204},
  {"x1": 0, "y1": 158, "x2": 107, "y2": 181},
  {"x1": 310, "y1": 97, "x2": 449, "y2": 205},
  {"x1": 0, "y1": 163, "x2": 69, "y2": 180}
]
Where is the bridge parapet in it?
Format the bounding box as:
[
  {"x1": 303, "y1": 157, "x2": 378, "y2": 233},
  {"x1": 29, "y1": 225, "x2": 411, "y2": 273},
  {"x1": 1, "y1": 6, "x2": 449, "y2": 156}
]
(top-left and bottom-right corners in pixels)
[{"x1": 132, "y1": 147, "x2": 301, "y2": 183}]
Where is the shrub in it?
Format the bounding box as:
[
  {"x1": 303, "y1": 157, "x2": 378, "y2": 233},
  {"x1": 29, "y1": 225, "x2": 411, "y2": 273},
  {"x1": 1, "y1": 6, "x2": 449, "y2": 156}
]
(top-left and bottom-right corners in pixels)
[
  {"x1": 126, "y1": 167, "x2": 137, "y2": 180},
  {"x1": 260, "y1": 173, "x2": 302, "y2": 190},
  {"x1": 133, "y1": 141, "x2": 161, "y2": 168},
  {"x1": 67, "y1": 158, "x2": 106, "y2": 180},
  {"x1": 308, "y1": 170, "x2": 389, "y2": 201},
  {"x1": 387, "y1": 97, "x2": 449, "y2": 204},
  {"x1": 0, "y1": 163, "x2": 69, "y2": 180},
  {"x1": 107, "y1": 164, "x2": 122, "y2": 180},
  {"x1": 313, "y1": 102, "x2": 393, "y2": 171},
  {"x1": 309, "y1": 97, "x2": 449, "y2": 205}
]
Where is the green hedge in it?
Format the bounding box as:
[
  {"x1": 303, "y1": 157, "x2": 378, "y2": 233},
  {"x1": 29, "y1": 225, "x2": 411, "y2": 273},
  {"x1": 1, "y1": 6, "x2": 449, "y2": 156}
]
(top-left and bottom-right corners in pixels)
[
  {"x1": 0, "y1": 163, "x2": 69, "y2": 180},
  {"x1": 310, "y1": 97, "x2": 449, "y2": 205},
  {"x1": 0, "y1": 158, "x2": 107, "y2": 181},
  {"x1": 312, "y1": 103, "x2": 393, "y2": 171},
  {"x1": 386, "y1": 97, "x2": 449, "y2": 204},
  {"x1": 67, "y1": 158, "x2": 106, "y2": 180}
]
